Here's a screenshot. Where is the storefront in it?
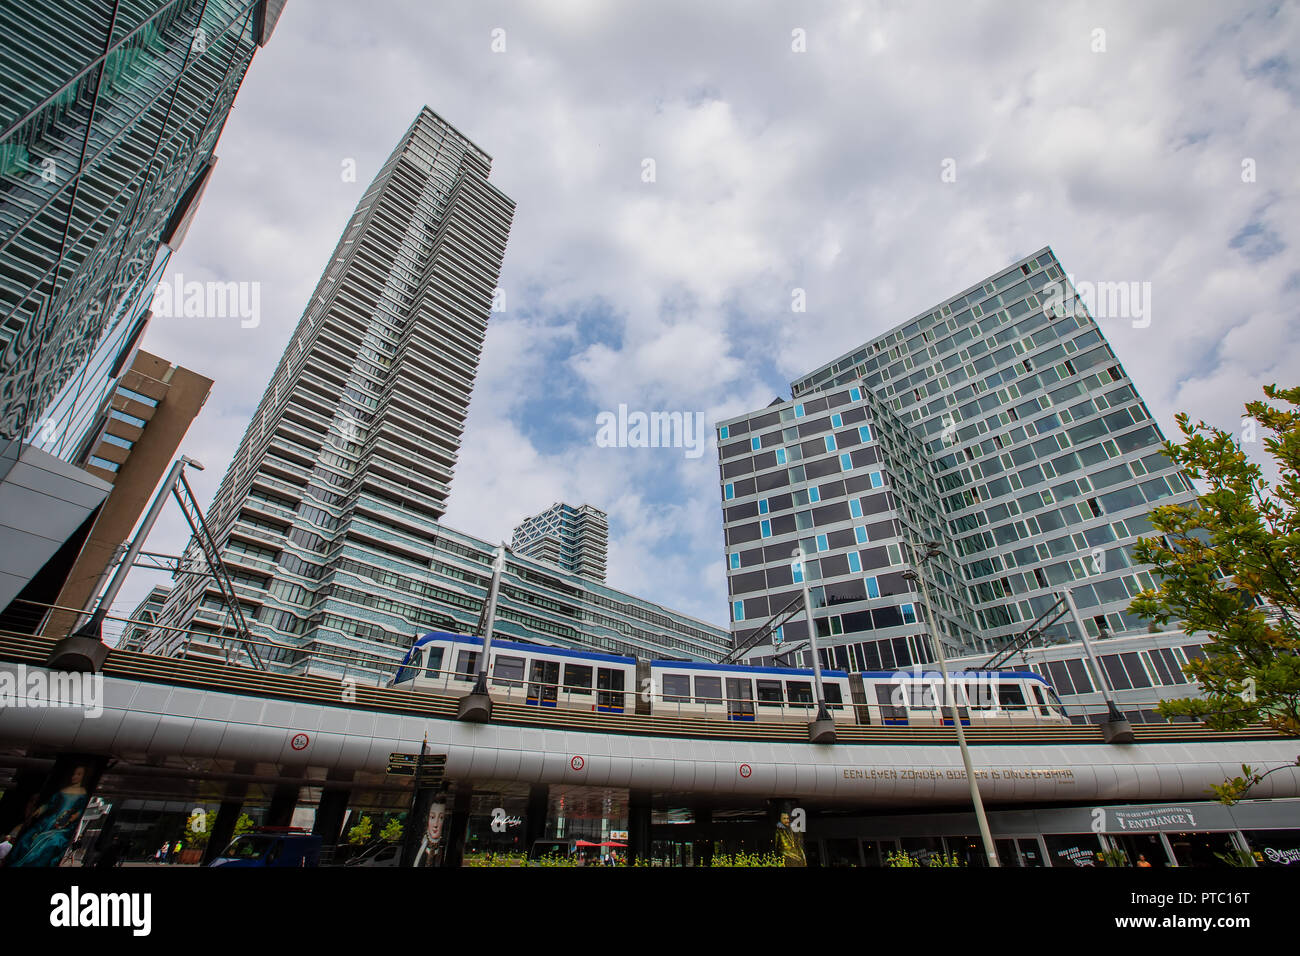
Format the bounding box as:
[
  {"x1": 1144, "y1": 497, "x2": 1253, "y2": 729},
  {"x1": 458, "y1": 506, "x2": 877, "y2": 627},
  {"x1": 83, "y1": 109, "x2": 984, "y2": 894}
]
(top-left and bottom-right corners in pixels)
[{"x1": 804, "y1": 797, "x2": 1300, "y2": 867}]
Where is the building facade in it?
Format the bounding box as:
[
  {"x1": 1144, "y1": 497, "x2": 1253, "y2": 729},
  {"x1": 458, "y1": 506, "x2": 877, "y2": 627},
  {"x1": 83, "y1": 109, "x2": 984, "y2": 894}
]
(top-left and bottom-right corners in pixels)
[
  {"x1": 718, "y1": 248, "x2": 1196, "y2": 673},
  {"x1": 146, "y1": 107, "x2": 731, "y2": 681},
  {"x1": 0, "y1": 0, "x2": 282, "y2": 444},
  {"x1": 511, "y1": 502, "x2": 610, "y2": 582}
]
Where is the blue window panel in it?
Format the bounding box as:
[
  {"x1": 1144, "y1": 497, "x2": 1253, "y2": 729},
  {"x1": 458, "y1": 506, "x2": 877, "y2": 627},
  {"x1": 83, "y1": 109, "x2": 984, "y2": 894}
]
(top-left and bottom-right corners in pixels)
[
  {"x1": 760, "y1": 519, "x2": 772, "y2": 538},
  {"x1": 729, "y1": 553, "x2": 741, "y2": 570},
  {"x1": 824, "y1": 435, "x2": 837, "y2": 452},
  {"x1": 733, "y1": 601, "x2": 745, "y2": 621},
  {"x1": 850, "y1": 499, "x2": 863, "y2": 518},
  {"x1": 775, "y1": 625, "x2": 784, "y2": 644},
  {"x1": 792, "y1": 563, "x2": 804, "y2": 584},
  {"x1": 795, "y1": 404, "x2": 805, "y2": 418},
  {"x1": 809, "y1": 487, "x2": 821, "y2": 503},
  {"x1": 870, "y1": 471, "x2": 884, "y2": 488},
  {"x1": 816, "y1": 533, "x2": 828, "y2": 552},
  {"x1": 775, "y1": 448, "x2": 787, "y2": 464},
  {"x1": 847, "y1": 552, "x2": 862, "y2": 573},
  {"x1": 850, "y1": 387, "x2": 862, "y2": 401},
  {"x1": 758, "y1": 499, "x2": 769, "y2": 515},
  {"x1": 855, "y1": 526, "x2": 868, "y2": 544},
  {"x1": 859, "y1": 424, "x2": 873, "y2": 443},
  {"x1": 831, "y1": 413, "x2": 843, "y2": 428},
  {"x1": 720, "y1": 425, "x2": 729, "y2": 439},
  {"x1": 840, "y1": 454, "x2": 852, "y2": 471},
  {"x1": 902, "y1": 603, "x2": 917, "y2": 624},
  {"x1": 866, "y1": 577, "x2": 880, "y2": 599},
  {"x1": 725, "y1": 483, "x2": 734, "y2": 500},
  {"x1": 751, "y1": 437, "x2": 761, "y2": 451}
]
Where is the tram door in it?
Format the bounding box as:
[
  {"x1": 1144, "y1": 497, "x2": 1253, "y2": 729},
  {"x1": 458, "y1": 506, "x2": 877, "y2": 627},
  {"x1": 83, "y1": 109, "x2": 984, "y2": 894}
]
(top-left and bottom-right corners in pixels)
[
  {"x1": 597, "y1": 667, "x2": 625, "y2": 713},
  {"x1": 528, "y1": 659, "x2": 560, "y2": 707},
  {"x1": 726, "y1": 678, "x2": 755, "y2": 721}
]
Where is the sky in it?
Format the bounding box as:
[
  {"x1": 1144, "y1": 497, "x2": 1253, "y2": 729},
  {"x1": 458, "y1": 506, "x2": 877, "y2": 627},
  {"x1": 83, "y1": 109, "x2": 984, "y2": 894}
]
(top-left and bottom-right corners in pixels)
[{"x1": 113, "y1": 0, "x2": 1300, "y2": 635}]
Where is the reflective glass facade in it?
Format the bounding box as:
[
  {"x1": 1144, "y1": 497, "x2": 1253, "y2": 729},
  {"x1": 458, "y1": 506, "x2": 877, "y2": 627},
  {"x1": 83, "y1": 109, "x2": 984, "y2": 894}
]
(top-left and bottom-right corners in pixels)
[
  {"x1": 0, "y1": 0, "x2": 279, "y2": 442},
  {"x1": 719, "y1": 248, "x2": 1195, "y2": 668}
]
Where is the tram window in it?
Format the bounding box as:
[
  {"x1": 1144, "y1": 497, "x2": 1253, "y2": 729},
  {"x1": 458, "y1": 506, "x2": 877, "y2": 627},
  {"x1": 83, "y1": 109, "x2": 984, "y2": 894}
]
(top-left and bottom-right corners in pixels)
[
  {"x1": 423, "y1": 647, "x2": 445, "y2": 676},
  {"x1": 493, "y1": 655, "x2": 526, "y2": 687},
  {"x1": 824, "y1": 683, "x2": 844, "y2": 710},
  {"x1": 786, "y1": 680, "x2": 814, "y2": 705},
  {"x1": 564, "y1": 664, "x2": 592, "y2": 695},
  {"x1": 694, "y1": 676, "x2": 723, "y2": 703},
  {"x1": 757, "y1": 680, "x2": 784, "y2": 706},
  {"x1": 997, "y1": 684, "x2": 1026, "y2": 710},
  {"x1": 456, "y1": 650, "x2": 479, "y2": 678},
  {"x1": 662, "y1": 674, "x2": 691, "y2": 702},
  {"x1": 911, "y1": 683, "x2": 938, "y2": 711}
]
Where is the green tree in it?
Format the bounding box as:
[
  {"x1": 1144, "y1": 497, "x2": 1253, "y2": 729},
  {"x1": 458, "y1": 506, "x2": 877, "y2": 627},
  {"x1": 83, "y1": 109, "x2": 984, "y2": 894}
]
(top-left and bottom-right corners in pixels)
[
  {"x1": 184, "y1": 809, "x2": 253, "y2": 850},
  {"x1": 379, "y1": 817, "x2": 403, "y2": 844},
  {"x1": 347, "y1": 815, "x2": 373, "y2": 846},
  {"x1": 1129, "y1": 384, "x2": 1300, "y2": 744}
]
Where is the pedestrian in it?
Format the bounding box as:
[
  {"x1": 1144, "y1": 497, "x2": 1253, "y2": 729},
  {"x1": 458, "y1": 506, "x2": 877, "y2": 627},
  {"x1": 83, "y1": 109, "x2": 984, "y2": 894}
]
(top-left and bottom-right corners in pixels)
[
  {"x1": 1136, "y1": 854, "x2": 1152, "y2": 868},
  {"x1": 0, "y1": 833, "x2": 12, "y2": 865}
]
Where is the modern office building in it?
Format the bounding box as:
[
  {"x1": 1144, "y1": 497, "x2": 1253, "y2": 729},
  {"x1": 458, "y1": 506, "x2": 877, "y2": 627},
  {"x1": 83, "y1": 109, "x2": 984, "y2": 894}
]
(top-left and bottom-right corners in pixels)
[
  {"x1": 512, "y1": 502, "x2": 610, "y2": 582},
  {"x1": 145, "y1": 107, "x2": 730, "y2": 681},
  {"x1": 116, "y1": 584, "x2": 173, "y2": 652},
  {"x1": 718, "y1": 247, "x2": 1196, "y2": 676},
  {"x1": 0, "y1": 0, "x2": 283, "y2": 444}
]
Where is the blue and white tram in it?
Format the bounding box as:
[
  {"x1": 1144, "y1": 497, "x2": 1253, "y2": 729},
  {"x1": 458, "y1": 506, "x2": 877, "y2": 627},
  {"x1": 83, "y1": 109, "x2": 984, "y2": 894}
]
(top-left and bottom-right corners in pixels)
[
  {"x1": 650, "y1": 660, "x2": 855, "y2": 723},
  {"x1": 392, "y1": 632, "x2": 638, "y2": 714},
  {"x1": 859, "y1": 670, "x2": 1070, "y2": 727}
]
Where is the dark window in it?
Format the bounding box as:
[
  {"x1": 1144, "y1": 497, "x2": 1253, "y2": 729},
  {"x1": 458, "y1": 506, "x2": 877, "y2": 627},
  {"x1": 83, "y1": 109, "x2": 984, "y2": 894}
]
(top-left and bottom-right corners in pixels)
[
  {"x1": 493, "y1": 655, "x2": 525, "y2": 687},
  {"x1": 756, "y1": 680, "x2": 784, "y2": 706},
  {"x1": 564, "y1": 663, "x2": 593, "y2": 695},
  {"x1": 456, "y1": 650, "x2": 479, "y2": 678},
  {"x1": 694, "y1": 676, "x2": 723, "y2": 703},
  {"x1": 662, "y1": 674, "x2": 691, "y2": 703}
]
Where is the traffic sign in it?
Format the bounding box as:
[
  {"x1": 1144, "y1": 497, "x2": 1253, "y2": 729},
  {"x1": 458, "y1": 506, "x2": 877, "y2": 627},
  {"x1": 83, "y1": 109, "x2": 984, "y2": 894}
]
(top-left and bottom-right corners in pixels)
[{"x1": 386, "y1": 752, "x2": 447, "y2": 785}]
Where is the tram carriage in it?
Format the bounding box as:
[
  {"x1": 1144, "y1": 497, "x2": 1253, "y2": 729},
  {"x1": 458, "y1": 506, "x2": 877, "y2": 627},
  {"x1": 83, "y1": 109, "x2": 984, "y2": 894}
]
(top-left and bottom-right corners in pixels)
[
  {"x1": 391, "y1": 632, "x2": 1072, "y2": 726},
  {"x1": 394, "y1": 632, "x2": 638, "y2": 714}
]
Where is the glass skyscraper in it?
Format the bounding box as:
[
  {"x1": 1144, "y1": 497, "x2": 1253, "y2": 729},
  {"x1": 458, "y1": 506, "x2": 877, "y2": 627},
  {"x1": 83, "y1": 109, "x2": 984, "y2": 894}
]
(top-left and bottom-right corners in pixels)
[
  {"x1": 0, "y1": 0, "x2": 283, "y2": 445},
  {"x1": 149, "y1": 107, "x2": 730, "y2": 681},
  {"x1": 512, "y1": 502, "x2": 610, "y2": 582},
  {"x1": 718, "y1": 248, "x2": 1195, "y2": 672}
]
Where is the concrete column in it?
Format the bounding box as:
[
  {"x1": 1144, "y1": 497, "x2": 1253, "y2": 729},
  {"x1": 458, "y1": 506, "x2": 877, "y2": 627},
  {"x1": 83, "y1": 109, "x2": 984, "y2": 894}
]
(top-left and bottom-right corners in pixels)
[
  {"x1": 524, "y1": 783, "x2": 549, "y2": 853},
  {"x1": 312, "y1": 770, "x2": 354, "y2": 849},
  {"x1": 265, "y1": 775, "x2": 302, "y2": 828},
  {"x1": 692, "y1": 808, "x2": 714, "y2": 868},
  {"x1": 441, "y1": 782, "x2": 474, "y2": 868},
  {"x1": 201, "y1": 762, "x2": 253, "y2": 864},
  {"x1": 628, "y1": 789, "x2": 651, "y2": 865}
]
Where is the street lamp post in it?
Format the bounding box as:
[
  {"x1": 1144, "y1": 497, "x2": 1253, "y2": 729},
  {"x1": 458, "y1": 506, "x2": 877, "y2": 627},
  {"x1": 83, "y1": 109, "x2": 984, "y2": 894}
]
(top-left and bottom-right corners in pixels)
[
  {"x1": 904, "y1": 537, "x2": 1000, "y2": 867},
  {"x1": 1060, "y1": 587, "x2": 1135, "y2": 744},
  {"x1": 458, "y1": 545, "x2": 506, "y2": 722},
  {"x1": 792, "y1": 546, "x2": 836, "y2": 743}
]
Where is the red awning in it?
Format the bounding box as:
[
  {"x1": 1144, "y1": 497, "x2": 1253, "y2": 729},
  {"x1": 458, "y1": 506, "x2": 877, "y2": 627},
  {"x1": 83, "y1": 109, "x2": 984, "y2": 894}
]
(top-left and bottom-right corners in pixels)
[
  {"x1": 599, "y1": 842, "x2": 627, "y2": 847},
  {"x1": 574, "y1": 840, "x2": 599, "y2": 846}
]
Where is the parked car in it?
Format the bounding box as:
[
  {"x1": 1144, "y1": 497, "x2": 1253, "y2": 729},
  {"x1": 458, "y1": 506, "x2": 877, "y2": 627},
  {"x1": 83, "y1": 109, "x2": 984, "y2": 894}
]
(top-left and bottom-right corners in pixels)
[
  {"x1": 208, "y1": 828, "x2": 322, "y2": 867},
  {"x1": 344, "y1": 842, "x2": 402, "y2": 867}
]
